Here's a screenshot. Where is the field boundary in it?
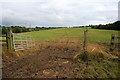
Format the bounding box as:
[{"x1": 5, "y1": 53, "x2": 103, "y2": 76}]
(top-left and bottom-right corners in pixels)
[
  {"x1": 110, "y1": 34, "x2": 120, "y2": 51},
  {"x1": 1, "y1": 27, "x2": 35, "y2": 51},
  {"x1": 13, "y1": 33, "x2": 35, "y2": 51}
]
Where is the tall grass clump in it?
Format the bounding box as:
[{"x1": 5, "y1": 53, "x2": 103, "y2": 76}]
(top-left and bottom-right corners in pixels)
[{"x1": 76, "y1": 52, "x2": 105, "y2": 62}]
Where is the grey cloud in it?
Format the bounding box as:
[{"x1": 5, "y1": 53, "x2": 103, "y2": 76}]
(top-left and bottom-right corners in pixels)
[{"x1": 1, "y1": 0, "x2": 119, "y2": 27}]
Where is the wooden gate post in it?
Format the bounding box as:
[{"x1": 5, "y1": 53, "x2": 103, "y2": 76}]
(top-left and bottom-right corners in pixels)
[
  {"x1": 83, "y1": 29, "x2": 88, "y2": 52},
  {"x1": 6, "y1": 27, "x2": 13, "y2": 51},
  {"x1": 110, "y1": 34, "x2": 115, "y2": 51}
]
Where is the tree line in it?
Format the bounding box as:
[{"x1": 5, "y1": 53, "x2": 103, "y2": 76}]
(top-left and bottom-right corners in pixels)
[
  {"x1": 87, "y1": 21, "x2": 120, "y2": 30},
  {"x1": 72, "y1": 21, "x2": 120, "y2": 30},
  {"x1": 1, "y1": 26, "x2": 58, "y2": 34},
  {"x1": 1, "y1": 21, "x2": 120, "y2": 34},
  {"x1": 74, "y1": 21, "x2": 120, "y2": 30}
]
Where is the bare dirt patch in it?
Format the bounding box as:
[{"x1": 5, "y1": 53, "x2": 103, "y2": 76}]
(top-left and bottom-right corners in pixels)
[
  {"x1": 2, "y1": 39, "x2": 119, "y2": 78},
  {"x1": 2, "y1": 40, "x2": 81, "y2": 78}
]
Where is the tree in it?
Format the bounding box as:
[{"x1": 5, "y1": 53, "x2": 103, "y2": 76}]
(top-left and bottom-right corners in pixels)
[
  {"x1": 2, "y1": 27, "x2": 7, "y2": 34},
  {"x1": 12, "y1": 27, "x2": 22, "y2": 33}
]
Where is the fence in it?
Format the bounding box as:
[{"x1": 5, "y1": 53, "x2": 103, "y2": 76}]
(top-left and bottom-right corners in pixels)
[
  {"x1": 13, "y1": 33, "x2": 35, "y2": 51},
  {"x1": 110, "y1": 34, "x2": 120, "y2": 51},
  {"x1": 0, "y1": 35, "x2": 6, "y2": 43},
  {"x1": 1, "y1": 28, "x2": 35, "y2": 51},
  {"x1": 84, "y1": 32, "x2": 120, "y2": 52},
  {"x1": 83, "y1": 29, "x2": 88, "y2": 52},
  {"x1": 1, "y1": 28, "x2": 119, "y2": 52},
  {"x1": 83, "y1": 30, "x2": 120, "y2": 53}
]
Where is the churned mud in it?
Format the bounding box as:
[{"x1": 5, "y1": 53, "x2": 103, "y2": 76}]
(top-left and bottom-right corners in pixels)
[
  {"x1": 2, "y1": 40, "x2": 81, "y2": 78},
  {"x1": 2, "y1": 39, "x2": 119, "y2": 78}
]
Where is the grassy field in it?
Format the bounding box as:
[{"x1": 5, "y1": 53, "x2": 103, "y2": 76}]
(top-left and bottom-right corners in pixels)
[
  {"x1": 2, "y1": 28, "x2": 119, "y2": 78},
  {"x1": 1, "y1": 28, "x2": 118, "y2": 43},
  {"x1": 18, "y1": 28, "x2": 118, "y2": 43}
]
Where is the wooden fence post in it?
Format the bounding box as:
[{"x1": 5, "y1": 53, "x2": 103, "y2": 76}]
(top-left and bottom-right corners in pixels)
[
  {"x1": 83, "y1": 29, "x2": 88, "y2": 52},
  {"x1": 118, "y1": 37, "x2": 120, "y2": 52},
  {"x1": 110, "y1": 34, "x2": 115, "y2": 51},
  {"x1": 6, "y1": 27, "x2": 13, "y2": 51}
]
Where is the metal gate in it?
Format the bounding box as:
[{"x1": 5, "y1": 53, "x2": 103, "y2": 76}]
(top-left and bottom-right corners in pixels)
[{"x1": 12, "y1": 33, "x2": 35, "y2": 51}]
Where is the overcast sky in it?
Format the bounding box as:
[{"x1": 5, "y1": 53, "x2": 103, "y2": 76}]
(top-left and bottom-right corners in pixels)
[{"x1": 0, "y1": 0, "x2": 120, "y2": 27}]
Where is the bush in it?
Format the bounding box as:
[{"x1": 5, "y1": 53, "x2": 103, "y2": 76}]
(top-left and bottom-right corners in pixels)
[
  {"x1": 12, "y1": 27, "x2": 22, "y2": 33},
  {"x1": 2, "y1": 27, "x2": 7, "y2": 34}
]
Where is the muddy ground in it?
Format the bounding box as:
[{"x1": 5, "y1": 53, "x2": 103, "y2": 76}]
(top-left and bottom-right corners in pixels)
[
  {"x1": 2, "y1": 40, "x2": 119, "y2": 78},
  {"x1": 2, "y1": 41, "x2": 81, "y2": 78}
]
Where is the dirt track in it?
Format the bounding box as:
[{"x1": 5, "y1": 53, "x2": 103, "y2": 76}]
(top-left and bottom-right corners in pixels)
[{"x1": 2, "y1": 42, "x2": 80, "y2": 78}]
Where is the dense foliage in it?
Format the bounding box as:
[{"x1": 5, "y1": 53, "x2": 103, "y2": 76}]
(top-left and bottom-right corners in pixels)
[
  {"x1": 90, "y1": 21, "x2": 120, "y2": 30},
  {"x1": 1, "y1": 26, "x2": 58, "y2": 34},
  {"x1": 74, "y1": 21, "x2": 120, "y2": 30}
]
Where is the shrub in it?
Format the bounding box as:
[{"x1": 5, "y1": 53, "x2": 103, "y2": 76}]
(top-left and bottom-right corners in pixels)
[{"x1": 2, "y1": 27, "x2": 7, "y2": 34}]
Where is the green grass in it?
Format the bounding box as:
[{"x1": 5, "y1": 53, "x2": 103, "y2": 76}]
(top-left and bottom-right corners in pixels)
[
  {"x1": 1, "y1": 28, "x2": 118, "y2": 43},
  {"x1": 88, "y1": 29, "x2": 118, "y2": 43},
  {"x1": 20, "y1": 28, "x2": 118, "y2": 43}
]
